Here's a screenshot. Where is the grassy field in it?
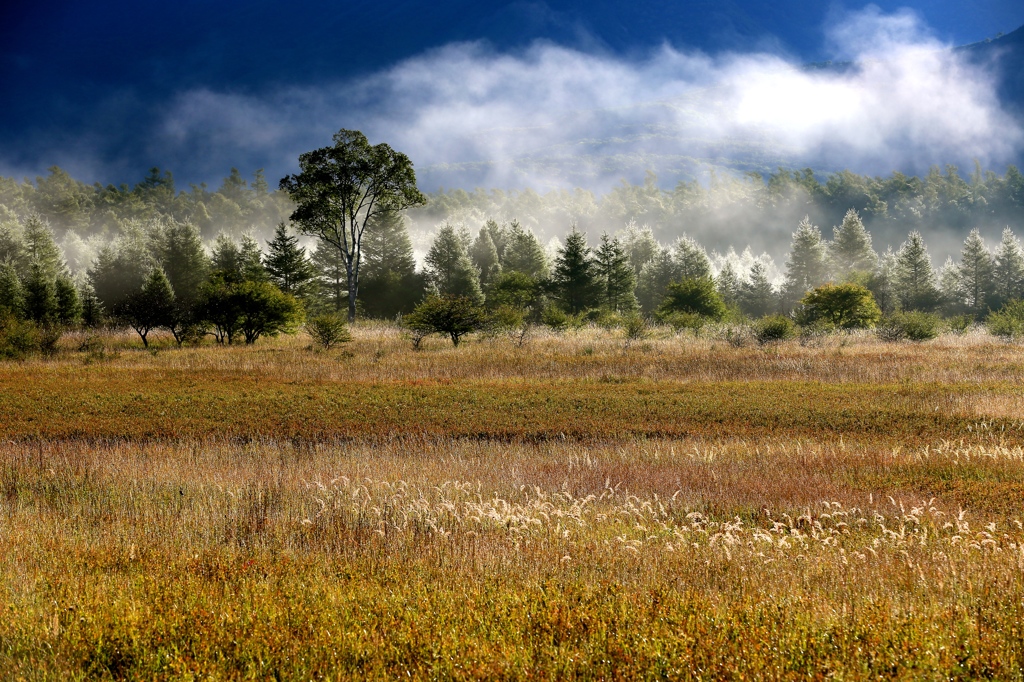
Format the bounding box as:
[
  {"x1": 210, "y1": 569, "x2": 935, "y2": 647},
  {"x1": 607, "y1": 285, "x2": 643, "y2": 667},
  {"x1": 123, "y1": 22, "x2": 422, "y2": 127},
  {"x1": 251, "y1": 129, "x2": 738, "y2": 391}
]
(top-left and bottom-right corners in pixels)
[{"x1": 2, "y1": 326, "x2": 1024, "y2": 679}]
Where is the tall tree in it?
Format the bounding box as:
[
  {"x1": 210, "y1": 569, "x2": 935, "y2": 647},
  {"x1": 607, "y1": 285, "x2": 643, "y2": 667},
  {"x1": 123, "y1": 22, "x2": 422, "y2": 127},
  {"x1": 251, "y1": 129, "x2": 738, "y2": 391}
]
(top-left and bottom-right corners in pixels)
[
  {"x1": 54, "y1": 275, "x2": 82, "y2": 326},
  {"x1": 501, "y1": 221, "x2": 549, "y2": 279},
  {"x1": 893, "y1": 231, "x2": 940, "y2": 312},
  {"x1": 551, "y1": 227, "x2": 600, "y2": 314},
  {"x1": 957, "y1": 228, "x2": 996, "y2": 318},
  {"x1": 22, "y1": 261, "x2": 58, "y2": 324},
  {"x1": 672, "y1": 236, "x2": 712, "y2": 280},
  {"x1": 310, "y1": 240, "x2": 348, "y2": 313},
  {"x1": 0, "y1": 262, "x2": 25, "y2": 319},
  {"x1": 158, "y1": 220, "x2": 209, "y2": 302},
  {"x1": 264, "y1": 223, "x2": 316, "y2": 297},
  {"x1": 425, "y1": 223, "x2": 484, "y2": 305},
  {"x1": 359, "y1": 211, "x2": 425, "y2": 318},
  {"x1": 21, "y1": 215, "x2": 65, "y2": 281},
  {"x1": 239, "y1": 235, "x2": 268, "y2": 283},
  {"x1": 618, "y1": 221, "x2": 659, "y2": 277},
  {"x1": 715, "y1": 261, "x2": 741, "y2": 308},
  {"x1": 782, "y1": 217, "x2": 829, "y2": 305},
  {"x1": 636, "y1": 248, "x2": 680, "y2": 313},
  {"x1": 593, "y1": 233, "x2": 637, "y2": 312},
  {"x1": 739, "y1": 262, "x2": 775, "y2": 317},
  {"x1": 123, "y1": 268, "x2": 175, "y2": 347},
  {"x1": 830, "y1": 209, "x2": 877, "y2": 278},
  {"x1": 280, "y1": 129, "x2": 426, "y2": 322},
  {"x1": 994, "y1": 227, "x2": 1024, "y2": 305},
  {"x1": 469, "y1": 226, "x2": 502, "y2": 291}
]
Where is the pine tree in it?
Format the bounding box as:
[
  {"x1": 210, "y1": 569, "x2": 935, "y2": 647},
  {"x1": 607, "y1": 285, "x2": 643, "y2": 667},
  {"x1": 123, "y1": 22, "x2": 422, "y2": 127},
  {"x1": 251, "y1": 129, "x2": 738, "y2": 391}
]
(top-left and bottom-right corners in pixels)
[
  {"x1": 264, "y1": 223, "x2": 316, "y2": 297},
  {"x1": 239, "y1": 235, "x2": 268, "y2": 283},
  {"x1": 593, "y1": 233, "x2": 637, "y2": 312},
  {"x1": 894, "y1": 231, "x2": 940, "y2": 312},
  {"x1": 425, "y1": 223, "x2": 484, "y2": 305},
  {"x1": 54, "y1": 275, "x2": 82, "y2": 326},
  {"x1": 870, "y1": 247, "x2": 899, "y2": 315},
  {"x1": 124, "y1": 268, "x2": 176, "y2": 347},
  {"x1": 673, "y1": 236, "x2": 712, "y2": 280},
  {"x1": 0, "y1": 221, "x2": 28, "y2": 275},
  {"x1": 483, "y1": 220, "x2": 510, "y2": 263},
  {"x1": 360, "y1": 211, "x2": 425, "y2": 318},
  {"x1": 957, "y1": 228, "x2": 996, "y2": 317},
  {"x1": 78, "y1": 279, "x2": 102, "y2": 328},
  {"x1": 159, "y1": 221, "x2": 209, "y2": 302},
  {"x1": 715, "y1": 261, "x2": 741, "y2": 308},
  {"x1": 830, "y1": 209, "x2": 877, "y2": 277},
  {"x1": 782, "y1": 217, "x2": 828, "y2": 304},
  {"x1": 469, "y1": 226, "x2": 502, "y2": 291},
  {"x1": 0, "y1": 262, "x2": 24, "y2": 319},
  {"x1": 502, "y1": 221, "x2": 549, "y2": 279},
  {"x1": 636, "y1": 249, "x2": 680, "y2": 313},
  {"x1": 739, "y1": 262, "x2": 775, "y2": 317},
  {"x1": 21, "y1": 215, "x2": 65, "y2": 281},
  {"x1": 22, "y1": 261, "x2": 58, "y2": 324},
  {"x1": 938, "y1": 256, "x2": 962, "y2": 315},
  {"x1": 994, "y1": 227, "x2": 1024, "y2": 305},
  {"x1": 551, "y1": 227, "x2": 600, "y2": 314},
  {"x1": 310, "y1": 240, "x2": 348, "y2": 313},
  {"x1": 210, "y1": 234, "x2": 242, "y2": 281},
  {"x1": 619, "y1": 221, "x2": 659, "y2": 277}
]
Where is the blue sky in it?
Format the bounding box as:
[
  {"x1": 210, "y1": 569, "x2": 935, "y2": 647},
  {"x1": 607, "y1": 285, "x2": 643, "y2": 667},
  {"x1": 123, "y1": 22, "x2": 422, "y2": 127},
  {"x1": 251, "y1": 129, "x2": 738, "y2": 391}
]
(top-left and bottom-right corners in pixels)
[{"x1": 1, "y1": 1, "x2": 1023, "y2": 188}]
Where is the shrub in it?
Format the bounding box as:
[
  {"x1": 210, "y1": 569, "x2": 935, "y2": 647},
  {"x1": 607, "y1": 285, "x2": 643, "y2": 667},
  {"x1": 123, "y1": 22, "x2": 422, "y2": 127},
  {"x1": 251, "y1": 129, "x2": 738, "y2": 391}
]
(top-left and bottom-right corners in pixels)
[
  {"x1": 657, "y1": 277, "x2": 727, "y2": 321},
  {"x1": 0, "y1": 317, "x2": 40, "y2": 360},
  {"x1": 404, "y1": 295, "x2": 485, "y2": 347},
  {"x1": 621, "y1": 313, "x2": 648, "y2": 345},
  {"x1": 876, "y1": 311, "x2": 940, "y2": 343},
  {"x1": 945, "y1": 315, "x2": 972, "y2": 335},
  {"x1": 752, "y1": 315, "x2": 795, "y2": 345},
  {"x1": 797, "y1": 283, "x2": 881, "y2": 330},
  {"x1": 662, "y1": 311, "x2": 706, "y2": 334},
  {"x1": 306, "y1": 314, "x2": 352, "y2": 349},
  {"x1": 986, "y1": 300, "x2": 1024, "y2": 341}
]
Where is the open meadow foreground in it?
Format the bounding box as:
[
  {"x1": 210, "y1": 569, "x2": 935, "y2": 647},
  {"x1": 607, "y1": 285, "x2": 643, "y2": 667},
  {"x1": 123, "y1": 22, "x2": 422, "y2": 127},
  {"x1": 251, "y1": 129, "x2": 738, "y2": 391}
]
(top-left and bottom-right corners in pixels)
[{"x1": 1, "y1": 326, "x2": 1024, "y2": 679}]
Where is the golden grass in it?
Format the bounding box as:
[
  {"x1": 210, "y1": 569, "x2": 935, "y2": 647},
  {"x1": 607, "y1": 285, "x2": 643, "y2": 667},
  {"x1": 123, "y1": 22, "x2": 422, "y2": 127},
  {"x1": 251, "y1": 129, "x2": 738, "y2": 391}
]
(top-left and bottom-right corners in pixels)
[{"x1": 2, "y1": 326, "x2": 1024, "y2": 678}]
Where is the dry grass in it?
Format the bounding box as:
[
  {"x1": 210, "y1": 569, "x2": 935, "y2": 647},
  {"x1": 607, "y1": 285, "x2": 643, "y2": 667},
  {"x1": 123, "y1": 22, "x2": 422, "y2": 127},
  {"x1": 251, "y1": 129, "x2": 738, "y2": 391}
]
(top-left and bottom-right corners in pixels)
[{"x1": 2, "y1": 326, "x2": 1024, "y2": 678}]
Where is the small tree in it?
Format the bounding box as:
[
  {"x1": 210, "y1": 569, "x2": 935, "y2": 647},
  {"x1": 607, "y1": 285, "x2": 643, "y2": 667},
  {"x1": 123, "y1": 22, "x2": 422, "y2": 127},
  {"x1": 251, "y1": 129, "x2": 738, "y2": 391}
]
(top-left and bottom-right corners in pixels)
[
  {"x1": 234, "y1": 281, "x2": 304, "y2": 345},
  {"x1": 425, "y1": 223, "x2": 484, "y2": 305},
  {"x1": 551, "y1": 227, "x2": 600, "y2": 314},
  {"x1": 124, "y1": 268, "x2": 176, "y2": 347},
  {"x1": 657, "y1": 277, "x2": 727, "y2": 321},
  {"x1": 306, "y1": 313, "x2": 351, "y2": 349},
  {"x1": 798, "y1": 282, "x2": 881, "y2": 329},
  {"x1": 594, "y1": 233, "x2": 637, "y2": 313},
  {"x1": 22, "y1": 262, "x2": 58, "y2": 325},
  {"x1": 403, "y1": 294, "x2": 485, "y2": 347},
  {"x1": 0, "y1": 262, "x2": 25, "y2": 320},
  {"x1": 264, "y1": 222, "x2": 316, "y2": 297},
  {"x1": 54, "y1": 275, "x2": 82, "y2": 326}
]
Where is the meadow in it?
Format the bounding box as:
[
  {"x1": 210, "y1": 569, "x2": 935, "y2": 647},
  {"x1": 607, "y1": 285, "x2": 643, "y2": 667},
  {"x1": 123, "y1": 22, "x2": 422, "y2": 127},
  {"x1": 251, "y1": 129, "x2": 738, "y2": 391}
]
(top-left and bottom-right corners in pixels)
[{"x1": 2, "y1": 325, "x2": 1024, "y2": 679}]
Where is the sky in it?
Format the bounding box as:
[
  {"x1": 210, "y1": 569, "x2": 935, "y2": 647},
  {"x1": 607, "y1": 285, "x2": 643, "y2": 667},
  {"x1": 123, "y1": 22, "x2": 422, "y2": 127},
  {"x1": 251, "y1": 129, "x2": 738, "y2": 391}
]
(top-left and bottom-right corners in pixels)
[{"x1": 1, "y1": 1, "x2": 1023, "y2": 189}]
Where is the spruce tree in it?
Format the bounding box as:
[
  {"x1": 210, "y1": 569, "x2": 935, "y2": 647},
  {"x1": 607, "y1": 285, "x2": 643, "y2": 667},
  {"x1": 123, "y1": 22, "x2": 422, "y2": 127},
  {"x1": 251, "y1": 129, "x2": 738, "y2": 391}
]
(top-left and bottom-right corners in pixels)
[
  {"x1": 739, "y1": 262, "x2": 776, "y2": 317},
  {"x1": 210, "y1": 234, "x2": 242, "y2": 281},
  {"x1": 502, "y1": 221, "x2": 549, "y2": 279},
  {"x1": 957, "y1": 228, "x2": 996, "y2": 317},
  {"x1": 310, "y1": 240, "x2": 348, "y2": 313},
  {"x1": 484, "y1": 220, "x2": 510, "y2": 263},
  {"x1": 870, "y1": 247, "x2": 899, "y2": 315},
  {"x1": 239, "y1": 235, "x2": 268, "y2": 283},
  {"x1": 593, "y1": 233, "x2": 637, "y2": 312},
  {"x1": 894, "y1": 231, "x2": 940, "y2": 312},
  {"x1": 672, "y1": 236, "x2": 712, "y2": 280},
  {"x1": 264, "y1": 223, "x2": 316, "y2": 297},
  {"x1": 619, "y1": 221, "x2": 659, "y2": 277},
  {"x1": 469, "y1": 226, "x2": 502, "y2": 291},
  {"x1": 360, "y1": 211, "x2": 425, "y2": 318},
  {"x1": 124, "y1": 268, "x2": 176, "y2": 347},
  {"x1": 830, "y1": 209, "x2": 877, "y2": 277},
  {"x1": 0, "y1": 221, "x2": 28, "y2": 275},
  {"x1": 782, "y1": 217, "x2": 828, "y2": 305},
  {"x1": 551, "y1": 227, "x2": 600, "y2": 314},
  {"x1": 22, "y1": 261, "x2": 58, "y2": 324},
  {"x1": 159, "y1": 221, "x2": 210, "y2": 302},
  {"x1": 0, "y1": 262, "x2": 24, "y2": 319},
  {"x1": 21, "y1": 215, "x2": 65, "y2": 281},
  {"x1": 54, "y1": 275, "x2": 82, "y2": 326},
  {"x1": 938, "y1": 256, "x2": 962, "y2": 315},
  {"x1": 994, "y1": 227, "x2": 1024, "y2": 305},
  {"x1": 716, "y1": 261, "x2": 741, "y2": 308},
  {"x1": 425, "y1": 223, "x2": 484, "y2": 305},
  {"x1": 636, "y1": 249, "x2": 681, "y2": 313}
]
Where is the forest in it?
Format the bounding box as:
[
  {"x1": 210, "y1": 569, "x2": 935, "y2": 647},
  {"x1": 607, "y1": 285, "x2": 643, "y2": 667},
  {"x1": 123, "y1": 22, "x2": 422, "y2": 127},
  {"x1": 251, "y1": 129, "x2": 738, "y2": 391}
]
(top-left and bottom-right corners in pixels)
[{"x1": 2, "y1": 162, "x2": 1024, "y2": 354}]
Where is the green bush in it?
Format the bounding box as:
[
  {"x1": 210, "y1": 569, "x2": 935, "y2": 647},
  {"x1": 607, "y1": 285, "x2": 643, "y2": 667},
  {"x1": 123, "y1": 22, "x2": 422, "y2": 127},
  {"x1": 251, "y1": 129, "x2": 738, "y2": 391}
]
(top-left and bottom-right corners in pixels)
[
  {"x1": 404, "y1": 295, "x2": 485, "y2": 347},
  {"x1": 986, "y1": 300, "x2": 1024, "y2": 341},
  {"x1": 662, "y1": 311, "x2": 706, "y2": 334},
  {"x1": 752, "y1": 315, "x2": 795, "y2": 345},
  {"x1": 876, "y1": 311, "x2": 940, "y2": 342},
  {"x1": 306, "y1": 314, "x2": 352, "y2": 349},
  {"x1": 621, "y1": 313, "x2": 648, "y2": 345},
  {"x1": 797, "y1": 283, "x2": 881, "y2": 330},
  {"x1": 657, "y1": 277, "x2": 727, "y2": 321},
  {"x1": 0, "y1": 317, "x2": 41, "y2": 360},
  {"x1": 945, "y1": 315, "x2": 973, "y2": 335}
]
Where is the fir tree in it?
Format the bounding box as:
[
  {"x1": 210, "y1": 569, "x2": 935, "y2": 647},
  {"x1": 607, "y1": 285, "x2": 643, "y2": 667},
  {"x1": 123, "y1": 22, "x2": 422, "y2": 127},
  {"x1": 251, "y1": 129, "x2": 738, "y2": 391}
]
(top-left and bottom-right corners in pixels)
[
  {"x1": 360, "y1": 211, "x2": 425, "y2": 318},
  {"x1": 264, "y1": 223, "x2": 316, "y2": 297},
  {"x1": 425, "y1": 223, "x2": 484, "y2": 305},
  {"x1": 938, "y1": 256, "x2": 962, "y2": 315},
  {"x1": 994, "y1": 227, "x2": 1024, "y2": 305},
  {"x1": 894, "y1": 231, "x2": 940, "y2": 312},
  {"x1": 739, "y1": 262, "x2": 775, "y2": 317},
  {"x1": 54, "y1": 275, "x2": 82, "y2": 326},
  {"x1": 830, "y1": 209, "x2": 877, "y2": 277},
  {"x1": 673, "y1": 236, "x2": 712, "y2": 280},
  {"x1": 593, "y1": 233, "x2": 637, "y2": 312},
  {"x1": 22, "y1": 261, "x2": 58, "y2": 324},
  {"x1": 782, "y1": 217, "x2": 828, "y2": 304},
  {"x1": 159, "y1": 221, "x2": 209, "y2": 302},
  {"x1": 210, "y1": 234, "x2": 242, "y2": 281},
  {"x1": 239, "y1": 235, "x2": 268, "y2": 283},
  {"x1": 123, "y1": 268, "x2": 176, "y2": 347},
  {"x1": 502, "y1": 221, "x2": 549, "y2": 279},
  {"x1": 957, "y1": 228, "x2": 996, "y2": 317},
  {"x1": 469, "y1": 226, "x2": 502, "y2": 291},
  {"x1": 636, "y1": 249, "x2": 680, "y2": 313},
  {"x1": 551, "y1": 227, "x2": 600, "y2": 314},
  {"x1": 0, "y1": 262, "x2": 24, "y2": 319},
  {"x1": 310, "y1": 240, "x2": 348, "y2": 313},
  {"x1": 715, "y1": 261, "x2": 741, "y2": 308},
  {"x1": 619, "y1": 220, "x2": 659, "y2": 277},
  {"x1": 21, "y1": 215, "x2": 65, "y2": 281}
]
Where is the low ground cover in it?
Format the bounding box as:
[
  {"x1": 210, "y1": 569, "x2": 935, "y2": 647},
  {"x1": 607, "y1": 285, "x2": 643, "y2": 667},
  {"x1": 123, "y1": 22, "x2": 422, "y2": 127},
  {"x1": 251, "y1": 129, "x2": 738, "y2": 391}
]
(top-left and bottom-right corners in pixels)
[{"x1": 1, "y1": 326, "x2": 1023, "y2": 678}]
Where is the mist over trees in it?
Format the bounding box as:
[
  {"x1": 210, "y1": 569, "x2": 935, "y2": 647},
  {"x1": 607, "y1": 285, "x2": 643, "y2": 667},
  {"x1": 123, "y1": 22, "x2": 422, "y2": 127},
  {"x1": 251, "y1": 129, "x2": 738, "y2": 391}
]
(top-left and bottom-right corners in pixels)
[{"x1": 2, "y1": 160, "x2": 1024, "y2": 350}]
